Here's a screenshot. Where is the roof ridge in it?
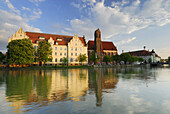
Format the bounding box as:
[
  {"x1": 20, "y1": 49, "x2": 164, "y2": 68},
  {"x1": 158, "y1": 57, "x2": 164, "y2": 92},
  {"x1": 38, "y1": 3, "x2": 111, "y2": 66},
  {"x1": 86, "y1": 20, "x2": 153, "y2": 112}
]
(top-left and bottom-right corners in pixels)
[{"x1": 26, "y1": 31, "x2": 83, "y2": 38}]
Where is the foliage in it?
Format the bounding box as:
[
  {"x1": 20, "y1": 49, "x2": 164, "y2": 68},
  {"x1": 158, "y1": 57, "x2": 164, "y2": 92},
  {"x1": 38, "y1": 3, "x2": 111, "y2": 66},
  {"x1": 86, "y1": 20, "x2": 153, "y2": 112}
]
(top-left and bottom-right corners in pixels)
[
  {"x1": 62, "y1": 57, "x2": 68, "y2": 66},
  {"x1": 120, "y1": 53, "x2": 131, "y2": 64},
  {"x1": 168, "y1": 56, "x2": 170, "y2": 62},
  {"x1": 0, "y1": 51, "x2": 5, "y2": 62},
  {"x1": 90, "y1": 52, "x2": 99, "y2": 64},
  {"x1": 103, "y1": 55, "x2": 112, "y2": 64},
  {"x1": 138, "y1": 57, "x2": 144, "y2": 62},
  {"x1": 37, "y1": 41, "x2": 52, "y2": 65},
  {"x1": 7, "y1": 39, "x2": 35, "y2": 65},
  {"x1": 112, "y1": 54, "x2": 120, "y2": 64},
  {"x1": 148, "y1": 58, "x2": 152, "y2": 63},
  {"x1": 77, "y1": 54, "x2": 87, "y2": 65}
]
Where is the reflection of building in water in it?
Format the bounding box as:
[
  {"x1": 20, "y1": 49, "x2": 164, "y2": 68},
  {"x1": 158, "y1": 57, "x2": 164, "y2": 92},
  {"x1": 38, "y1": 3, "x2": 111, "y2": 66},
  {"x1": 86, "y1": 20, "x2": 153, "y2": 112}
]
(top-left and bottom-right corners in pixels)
[
  {"x1": 89, "y1": 68, "x2": 118, "y2": 107},
  {"x1": 48, "y1": 69, "x2": 88, "y2": 102},
  {"x1": 5, "y1": 69, "x2": 89, "y2": 113}
]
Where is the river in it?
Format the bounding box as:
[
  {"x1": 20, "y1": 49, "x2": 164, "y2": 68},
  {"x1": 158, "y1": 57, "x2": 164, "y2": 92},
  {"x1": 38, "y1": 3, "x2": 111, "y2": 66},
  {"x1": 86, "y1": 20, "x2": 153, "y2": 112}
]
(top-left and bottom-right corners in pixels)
[{"x1": 0, "y1": 66, "x2": 170, "y2": 114}]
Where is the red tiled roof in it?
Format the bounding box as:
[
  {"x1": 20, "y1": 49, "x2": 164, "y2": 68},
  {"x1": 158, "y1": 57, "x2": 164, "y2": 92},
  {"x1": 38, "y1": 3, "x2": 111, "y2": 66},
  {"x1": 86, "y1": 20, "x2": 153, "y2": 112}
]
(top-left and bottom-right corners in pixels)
[
  {"x1": 25, "y1": 32, "x2": 86, "y2": 46},
  {"x1": 125, "y1": 50, "x2": 160, "y2": 58},
  {"x1": 88, "y1": 40, "x2": 117, "y2": 51}
]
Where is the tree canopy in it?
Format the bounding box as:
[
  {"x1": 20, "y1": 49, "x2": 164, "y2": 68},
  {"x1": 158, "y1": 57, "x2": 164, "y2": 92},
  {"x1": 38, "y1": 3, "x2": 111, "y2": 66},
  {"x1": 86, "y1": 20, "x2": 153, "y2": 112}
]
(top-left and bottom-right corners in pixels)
[
  {"x1": 103, "y1": 55, "x2": 112, "y2": 64},
  {"x1": 7, "y1": 39, "x2": 35, "y2": 65},
  {"x1": 0, "y1": 51, "x2": 5, "y2": 62},
  {"x1": 77, "y1": 54, "x2": 87, "y2": 65},
  {"x1": 37, "y1": 40, "x2": 52, "y2": 65},
  {"x1": 90, "y1": 52, "x2": 99, "y2": 64},
  {"x1": 120, "y1": 53, "x2": 131, "y2": 64},
  {"x1": 62, "y1": 57, "x2": 68, "y2": 66},
  {"x1": 112, "y1": 54, "x2": 120, "y2": 64}
]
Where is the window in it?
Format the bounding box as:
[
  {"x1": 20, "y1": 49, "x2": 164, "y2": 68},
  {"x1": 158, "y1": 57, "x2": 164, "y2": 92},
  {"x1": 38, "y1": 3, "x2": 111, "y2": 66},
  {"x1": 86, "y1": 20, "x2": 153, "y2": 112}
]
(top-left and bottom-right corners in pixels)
[
  {"x1": 75, "y1": 48, "x2": 77, "y2": 51},
  {"x1": 60, "y1": 58, "x2": 62, "y2": 62},
  {"x1": 64, "y1": 53, "x2": 66, "y2": 56},
  {"x1": 50, "y1": 42, "x2": 53, "y2": 45},
  {"x1": 60, "y1": 53, "x2": 62, "y2": 56},
  {"x1": 75, "y1": 43, "x2": 77, "y2": 46},
  {"x1": 20, "y1": 34, "x2": 22, "y2": 37},
  {"x1": 51, "y1": 47, "x2": 53, "y2": 50},
  {"x1": 34, "y1": 46, "x2": 37, "y2": 50},
  {"x1": 55, "y1": 58, "x2": 57, "y2": 62},
  {"x1": 55, "y1": 52, "x2": 57, "y2": 55},
  {"x1": 55, "y1": 47, "x2": 57, "y2": 50},
  {"x1": 64, "y1": 48, "x2": 66, "y2": 50},
  {"x1": 70, "y1": 58, "x2": 73, "y2": 62},
  {"x1": 55, "y1": 42, "x2": 58, "y2": 45},
  {"x1": 60, "y1": 47, "x2": 62, "y2": 50},
  {"x1": 71, "y1": 53, "x2": 73, "y2": 56},
  {"x1": 108, "y1": 52, "x2": 110, "y2": 56},
  {"x1": 75, "y1": 53, "x2": 77, "y2": 56},
  {"x1": 71, "y1": 48, "x2": 73, "y2": 51},
  {"x1": 80, "y1": 48, "x2": 81, "y2": 51},
  {"x1": 57, "y1": 38, "x2": 62, "y2": 41}
]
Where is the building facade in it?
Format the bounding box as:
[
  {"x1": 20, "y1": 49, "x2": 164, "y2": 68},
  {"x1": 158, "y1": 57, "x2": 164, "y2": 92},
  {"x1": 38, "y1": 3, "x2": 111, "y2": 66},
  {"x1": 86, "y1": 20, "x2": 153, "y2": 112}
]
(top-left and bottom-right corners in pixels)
[
  {"x1": 8, "y1": 28, "x2": 88, "y2": 65},
  {"x1": 88, "y1": 28, "x2": 117, "y2": 64},
  {"x1": 125, "y1": 49, "x2": 161, "y2": 63}
]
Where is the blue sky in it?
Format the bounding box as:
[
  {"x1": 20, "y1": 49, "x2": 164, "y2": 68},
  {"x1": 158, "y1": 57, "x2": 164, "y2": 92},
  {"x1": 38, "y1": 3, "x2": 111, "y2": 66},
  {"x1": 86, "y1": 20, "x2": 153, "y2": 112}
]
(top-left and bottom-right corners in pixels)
[{"x1": 0, "y1": 0, "x2": 170, "y2": 58}]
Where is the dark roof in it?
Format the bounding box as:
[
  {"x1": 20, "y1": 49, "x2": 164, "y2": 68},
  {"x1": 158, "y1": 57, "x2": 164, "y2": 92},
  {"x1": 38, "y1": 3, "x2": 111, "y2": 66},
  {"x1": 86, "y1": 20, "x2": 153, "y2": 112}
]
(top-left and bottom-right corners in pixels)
[
  {"x1": 25, "y1": 32, "x2": 86, "y2": 46},
  {"x1": 88, "y1": 40, "x2": 117, "y2": 51},
  {"x1": 125, "y1": 50, "x2": 160, "y2": 58}
]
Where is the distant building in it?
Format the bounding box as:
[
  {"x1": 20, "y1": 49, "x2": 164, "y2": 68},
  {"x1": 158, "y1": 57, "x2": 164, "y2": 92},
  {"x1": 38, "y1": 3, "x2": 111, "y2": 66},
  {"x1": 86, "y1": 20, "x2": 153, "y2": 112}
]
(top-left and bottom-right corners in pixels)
[
  {"x1": 87, "y1": 28, "x2": 117, "y2": 64},
  {"x1": 124, "y1": 49, "x2": 161, "y2": 63},
  {"x1": 8, "y1": 28, "x2": 88, "y2": 65}
]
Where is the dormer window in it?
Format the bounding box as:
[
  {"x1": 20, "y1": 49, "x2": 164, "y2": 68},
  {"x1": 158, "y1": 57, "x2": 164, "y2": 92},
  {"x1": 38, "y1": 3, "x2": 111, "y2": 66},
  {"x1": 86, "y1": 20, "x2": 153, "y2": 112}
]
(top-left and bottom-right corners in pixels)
[
  {"x1": 55, "y1": 42, "x2": 58, "y2": 45},
  {"x1": 20, "y1": 34, "x2": 22, "y2": 37},
  {"x1": 57, "y1": 38, "x2": 62, "y2": 41},
  {"x1": 39, "y1": 36, "x2": 45, "y2": 39},
  {"x1": 36, "y1": 41, "x2": 39, "y2": 44},
  {"x1": 50, "y1": 42, "x2": 53, "y2": 45}
]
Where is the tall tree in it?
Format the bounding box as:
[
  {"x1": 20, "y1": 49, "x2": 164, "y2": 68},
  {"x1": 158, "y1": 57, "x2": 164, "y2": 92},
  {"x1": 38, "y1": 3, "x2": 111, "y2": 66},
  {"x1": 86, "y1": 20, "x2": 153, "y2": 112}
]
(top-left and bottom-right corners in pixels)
[
  {"x1": 103, "y1": 55, "x2": 112, "y2": 64},
  {"x1": 62, "y1": 57, "x2": 68, "y2": 66},
  {"x1": 90, "y1": 52, "x2": 99, "y2": 65},
  {"x1": 7, "y1": 39, "x2": 35, "y2": 65},
  {"x1": 37, "y1": 40, "x2": 52, "y2": 66},
  {"x1": 138, "y1": 57, "x2": 144, "y2": 63},
  {"x1": 120, "y1": 53, "x2": 131, "y2": 64},
  {"x1": 77, "y1": 54, "x2": 87, "y2": 65},
  {"x1": 112, "y1": 54, "x2": 120, "y2": 64},
  {"x1": 168, "y1": 56, "x2": 170, "y2": 62},
  {"x1": 0, "y1": 51, "x2": 5, "y2": 63}
]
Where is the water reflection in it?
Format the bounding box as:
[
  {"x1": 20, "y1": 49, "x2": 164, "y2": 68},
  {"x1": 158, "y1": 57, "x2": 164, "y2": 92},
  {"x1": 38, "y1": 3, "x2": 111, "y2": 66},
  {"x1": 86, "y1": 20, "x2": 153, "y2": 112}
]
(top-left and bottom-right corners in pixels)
[{"x1": 0, "y1": 67, "x2": 166, "y2": 113}]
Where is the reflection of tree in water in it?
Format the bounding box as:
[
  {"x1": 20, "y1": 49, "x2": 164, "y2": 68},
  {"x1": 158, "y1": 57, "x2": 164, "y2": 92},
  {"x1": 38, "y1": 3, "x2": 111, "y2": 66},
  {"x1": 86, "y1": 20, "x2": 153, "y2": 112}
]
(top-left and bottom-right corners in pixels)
[
  {"x1": 88, "y1": 68, "x2": 118, "y2": 107},
  {"x1": 0, "y1": 71, "x2": 6, "y2": 86},
  {"x1": 117, "y1": 67, "x2": 157, "y2": 81}
]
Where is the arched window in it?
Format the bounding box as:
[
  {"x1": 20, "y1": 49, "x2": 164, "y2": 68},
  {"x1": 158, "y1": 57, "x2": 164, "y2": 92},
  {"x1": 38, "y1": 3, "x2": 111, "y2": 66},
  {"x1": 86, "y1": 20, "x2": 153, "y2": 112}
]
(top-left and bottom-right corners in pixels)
[
  {"x1": 108, "y1": 52, "x2": 110, "y2": 56},
  {"x1": 55, "y1": 58, "x2": 57, "y2": 62},
  {"x1": 60, "y1": 58, "x2": 62, "y2": 62},
  {"x1": 70, "y1": 58, "x2": 73, "y2": 62}
]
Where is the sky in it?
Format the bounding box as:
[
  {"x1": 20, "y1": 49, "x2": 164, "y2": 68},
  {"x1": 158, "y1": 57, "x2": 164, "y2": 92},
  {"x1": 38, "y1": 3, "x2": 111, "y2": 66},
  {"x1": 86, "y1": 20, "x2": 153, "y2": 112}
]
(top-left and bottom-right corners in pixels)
[{"x1": 0, "y1": 0, "x2": 170, "y2": 59}]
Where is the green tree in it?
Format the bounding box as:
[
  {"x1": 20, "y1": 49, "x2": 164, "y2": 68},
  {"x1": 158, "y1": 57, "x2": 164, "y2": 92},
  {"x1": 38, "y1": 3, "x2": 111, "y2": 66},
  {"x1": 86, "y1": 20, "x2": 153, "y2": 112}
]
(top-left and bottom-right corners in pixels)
[
  {"x1": 148, "y1": 58, "x2": 152, "y2": 63},
  {"x1": 168, "y1": 56, "x2": 170, "y2": 62},
  {"x1": 7, "y1": 39, "x2": 35, "y2": 65},
  {"x1": 62, "y1": 57, "x2": 68, "y2": 66},
  {"x1": 138, "y1": 57, "x2": 144, "y2": 63},
  {"x1": 112, "y1": 54, "x2": 120, "y2": 64},
  {"x1": 77, "y1": 54, "x2": 87, "y2": 65},
  {"x1": 120, "y1": 53, "x2": 131, "y2": 64},
  {"x1": 90, "y1": 52, "x2": 99, "y2": 65},
  {"x1": 0, "y1": 51, "x2": 5, "y2": 63},
  {"x1": 37, "y1": 41, "x2": 52, "y2": 66},
  {"x1": 103, "y1": 55, "x2": 112, "y2": 64},
  {"x1": 129, "y1": 56, "x2": 138, "y2": 63}
]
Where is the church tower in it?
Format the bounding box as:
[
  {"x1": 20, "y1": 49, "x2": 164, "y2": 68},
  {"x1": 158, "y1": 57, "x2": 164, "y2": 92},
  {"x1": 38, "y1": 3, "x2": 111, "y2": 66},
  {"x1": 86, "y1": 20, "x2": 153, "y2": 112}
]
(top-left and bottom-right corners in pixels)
[{"x1": 94, "y1": 28, "x2": 102, "y2": 62}]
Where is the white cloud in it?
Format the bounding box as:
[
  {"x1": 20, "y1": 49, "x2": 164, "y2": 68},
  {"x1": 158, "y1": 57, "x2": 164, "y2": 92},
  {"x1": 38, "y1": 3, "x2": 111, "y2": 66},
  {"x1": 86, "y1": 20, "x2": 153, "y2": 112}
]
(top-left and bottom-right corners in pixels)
[
  {"x1": 30, "y1": 9, "x2": 42, "y2": 20},
  {"x1": 5, "y1": 0, "x2": 20, "y2": 14},
  {"x1": 116, "y1": 37, "x2": 136, "y2": 45},
  {"x1": 0, "y1": 9, "x2": 41, "y2": 53},
  {"x1": 22, "y1": 6, "x2": 31, "y2": 11},
  {"x1": 29, "y1": 0, "x2": 45, "y2": 6},
  {"x1": 67, "y1": 0, "x2": 170, "y2": 40}
]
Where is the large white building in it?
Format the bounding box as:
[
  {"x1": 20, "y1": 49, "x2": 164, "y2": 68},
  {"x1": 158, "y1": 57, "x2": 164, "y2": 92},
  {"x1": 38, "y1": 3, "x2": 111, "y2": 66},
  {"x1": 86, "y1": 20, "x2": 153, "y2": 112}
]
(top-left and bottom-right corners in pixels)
[{"x1": 8, "y1": 28, "x2": 88, "y2": 65}]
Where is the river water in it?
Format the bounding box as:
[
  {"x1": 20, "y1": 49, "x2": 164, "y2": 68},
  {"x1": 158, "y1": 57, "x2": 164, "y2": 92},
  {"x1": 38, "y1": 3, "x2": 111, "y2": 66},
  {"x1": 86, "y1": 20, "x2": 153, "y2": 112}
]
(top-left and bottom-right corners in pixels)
[{"x1": 0, "y1": 66, "x2": 170, "y2": 114}]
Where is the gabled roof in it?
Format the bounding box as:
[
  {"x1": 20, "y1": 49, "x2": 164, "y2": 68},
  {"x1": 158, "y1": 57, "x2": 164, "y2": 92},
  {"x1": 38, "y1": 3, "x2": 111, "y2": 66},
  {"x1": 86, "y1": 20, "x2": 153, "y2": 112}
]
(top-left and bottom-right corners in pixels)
[
  {"x1": 125, "y1": 50, "x2": 160, "y2": 58},
  {"x1": 88, "y1": 40, "x2": 117, "y2": 51},
  {"x1": 25, "y1": 32, "x2": 86, "y2": 46}
]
